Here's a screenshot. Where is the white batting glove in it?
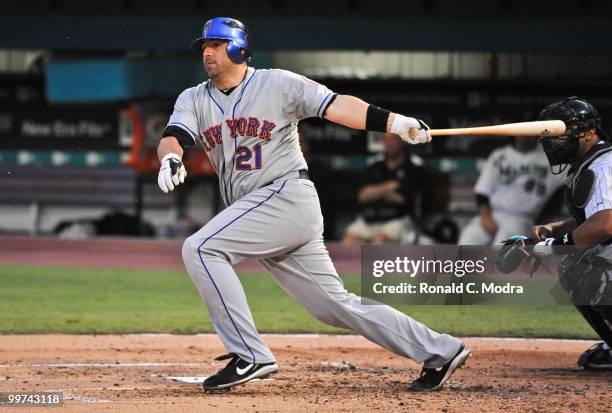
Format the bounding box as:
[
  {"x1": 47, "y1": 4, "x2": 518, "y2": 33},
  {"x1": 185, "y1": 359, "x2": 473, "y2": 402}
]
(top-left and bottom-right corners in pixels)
[
  {"x1": 533, "y1": 238, "x2": 556, "y2": 257},
  {"x1": 391, "y1": 114, "x2": 432, "y2": 145},
  {"x1": 158, "y1": 153, "x2": 187, "y2": 193}
]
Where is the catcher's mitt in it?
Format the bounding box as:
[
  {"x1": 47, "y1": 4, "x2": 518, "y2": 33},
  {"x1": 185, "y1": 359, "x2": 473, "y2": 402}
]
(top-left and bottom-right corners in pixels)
[{"x1": 496, "y1": 235, "x2": 538, "y2": 274}]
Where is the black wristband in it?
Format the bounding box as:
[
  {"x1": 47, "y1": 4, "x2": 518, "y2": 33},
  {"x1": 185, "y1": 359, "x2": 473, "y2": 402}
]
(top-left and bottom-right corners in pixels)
[
  {"x1": 365, "y1": 104, "x2": 391, "y2": 132},
  {"x1": 475, "y1": 194, "x2": 489, "y2": 207},
  {"x1": 551, "y1": 232, "x2": 575, "y2": 254},
  {"x1": 163, "y1": 125, "x2": 194, "y2": 149},
  {"x1": 560, "y1": 231, "x2": 575, "y2": 246}
]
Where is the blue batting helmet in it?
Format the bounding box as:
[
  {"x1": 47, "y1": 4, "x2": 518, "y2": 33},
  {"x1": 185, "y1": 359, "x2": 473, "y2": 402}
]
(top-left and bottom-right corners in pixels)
[{"x1": 191, "y1": 17, "x2": 252, "y2": 63}]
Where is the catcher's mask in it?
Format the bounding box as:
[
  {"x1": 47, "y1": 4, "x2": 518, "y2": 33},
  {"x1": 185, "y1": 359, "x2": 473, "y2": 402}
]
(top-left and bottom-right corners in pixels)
[{"x1": 538, "y1": 97, "x2": 606, "y2": 174}]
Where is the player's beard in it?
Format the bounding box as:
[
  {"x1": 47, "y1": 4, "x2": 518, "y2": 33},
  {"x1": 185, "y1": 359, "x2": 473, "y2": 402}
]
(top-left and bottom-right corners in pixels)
[
  {"x1": 204, "y1": 58, "x2": 223, "y2": 80},
  {"x1": 205, "y1": 63, "x2": 220, "y2": 80}
]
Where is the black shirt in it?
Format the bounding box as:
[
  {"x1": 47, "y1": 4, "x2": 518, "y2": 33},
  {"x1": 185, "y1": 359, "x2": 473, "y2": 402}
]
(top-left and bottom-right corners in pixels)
[{"x1": 360, "y1": 156, "x2": 427, "y2": 224}]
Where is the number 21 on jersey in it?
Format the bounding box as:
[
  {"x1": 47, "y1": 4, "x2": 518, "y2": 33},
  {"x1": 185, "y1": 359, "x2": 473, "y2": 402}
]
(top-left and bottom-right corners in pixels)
[{"x1": 235, "y1": 142, "x2": 262, "y2": 170}]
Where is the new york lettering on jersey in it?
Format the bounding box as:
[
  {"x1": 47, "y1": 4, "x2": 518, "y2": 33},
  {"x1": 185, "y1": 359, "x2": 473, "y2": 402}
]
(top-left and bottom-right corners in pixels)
[
  {"x1": 166, "y1": 67, "x2": 333, "y2": 204},
  {"x1": 201, "y1": 118, "x2": 276, "y2": 151}
]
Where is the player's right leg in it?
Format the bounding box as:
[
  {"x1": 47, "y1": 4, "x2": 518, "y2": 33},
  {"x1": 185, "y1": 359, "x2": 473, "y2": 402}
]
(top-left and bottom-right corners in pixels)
[
  {"x1": 181, "y1": 179, "x2": 321, "y2": 390},
  {"x1": 259, "y1": 236, "x2": 469, "y2": 390}
]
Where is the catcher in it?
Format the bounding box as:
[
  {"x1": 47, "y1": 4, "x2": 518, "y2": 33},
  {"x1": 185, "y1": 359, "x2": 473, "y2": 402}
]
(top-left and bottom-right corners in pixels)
[{"x1": 498, "y1": 97, "x2": 612, "y2": 371}]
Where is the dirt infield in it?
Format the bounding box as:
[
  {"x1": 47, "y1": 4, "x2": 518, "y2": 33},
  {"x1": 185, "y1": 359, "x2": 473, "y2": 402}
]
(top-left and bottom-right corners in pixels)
[{"x1": 0, "y1": 334, "x2": 609, "y2": 412}]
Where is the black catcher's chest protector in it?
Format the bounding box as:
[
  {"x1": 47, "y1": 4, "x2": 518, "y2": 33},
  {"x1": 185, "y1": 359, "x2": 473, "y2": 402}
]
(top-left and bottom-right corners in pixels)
[{"x1": 565, "y1": 143, "x2": 612, "y2": 225}]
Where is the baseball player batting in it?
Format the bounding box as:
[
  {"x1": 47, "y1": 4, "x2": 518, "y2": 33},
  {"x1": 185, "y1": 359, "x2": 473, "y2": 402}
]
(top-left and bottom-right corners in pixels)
[{"x1": 157, "y1": 17, "x2": 470, "y2": 392}]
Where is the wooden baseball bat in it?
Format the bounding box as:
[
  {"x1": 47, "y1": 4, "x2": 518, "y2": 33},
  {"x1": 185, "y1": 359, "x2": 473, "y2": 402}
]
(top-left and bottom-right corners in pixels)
[{"x1": 409, "y1": 120, "x2": 566, "y2": 138}]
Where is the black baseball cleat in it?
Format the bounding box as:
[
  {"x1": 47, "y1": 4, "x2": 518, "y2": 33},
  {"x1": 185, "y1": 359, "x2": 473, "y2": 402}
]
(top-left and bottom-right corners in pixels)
[
  {"x1": 203, "y1": 353, "x2": 278, "y2": 392},
  {"x1": 577, "y1": 342, "x2": 612, "y2": 371},
  {"x1": 408, "y1": 344, "x2": 471, "y2": 391}
]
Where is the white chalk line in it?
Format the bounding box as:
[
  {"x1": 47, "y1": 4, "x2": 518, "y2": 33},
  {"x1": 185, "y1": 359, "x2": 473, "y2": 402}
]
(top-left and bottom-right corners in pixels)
[
  {"x1": 165, "y1": 376, "x2": 275, "y2": 384},
  {"x1": 41, "y1": 379, "x2": 274, "y2": 404},
  {"x1": 0, "y1": 362, "x2": 204, "y2": 368},
  {"x1": 50, "y1": 386, "x2": 138, "y2": 392},
  {"x1": 126, "y1": 333, "x2": 600, "y2": 344},
  {"x1": 47, "y1": 377, "x2": 274, "y2": 391},
  {"x1": 64, "y1": 395, "x2": 113, "y2": 403}
]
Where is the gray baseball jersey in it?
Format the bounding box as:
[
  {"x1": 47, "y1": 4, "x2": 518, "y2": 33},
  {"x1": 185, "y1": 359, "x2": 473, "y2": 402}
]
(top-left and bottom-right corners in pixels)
[
  {"x1": 167, "y1": 67, "x2": 332, "y2": 205},
  {"x1": 172, "y1": 67, "x2": 461, "y2": 368}
]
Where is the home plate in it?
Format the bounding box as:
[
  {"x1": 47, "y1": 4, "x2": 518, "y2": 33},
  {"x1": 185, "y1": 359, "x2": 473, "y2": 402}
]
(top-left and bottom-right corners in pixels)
[
  {"x1": 165, "y1": 376, "x2": 274, "y2": 384},
  {"x1": 166, "y1": 376, "x2": 207, "y2": 384}
]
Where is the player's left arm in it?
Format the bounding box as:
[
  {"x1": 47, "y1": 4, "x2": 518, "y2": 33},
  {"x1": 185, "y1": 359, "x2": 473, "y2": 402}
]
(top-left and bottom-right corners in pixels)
[
  {"x1": 280, "y1": 70, "x2": 428, "y2": 143},
  {"x1": 157, "y1": 136, "x2": 187, "y2": 194},
  {"x1": 532, "y1": 162, "x2": 612, "y2": 256},
  {"x1": 577, "y1": 163, "x2": 612, "y2": 244},
  {"x1": 530, "y1": 209, "x2": 612, "y2": 259},
  {"x1": 553, "y1": 163, "x2": 612, "y2": 245},
  {"x1": 571, "y1": 209, "x2": 612, "y2": 245},
  {"x1": 157, "y1": 87, "x2": 199, "y2": 193},
  {"x1": 323, "y1": 95, "x2": 430, "y2": 145}
]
